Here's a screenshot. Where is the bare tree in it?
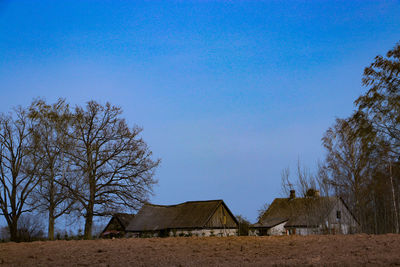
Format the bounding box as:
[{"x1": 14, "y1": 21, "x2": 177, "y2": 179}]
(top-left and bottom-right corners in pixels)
[
  {"x1": 28, "y1": 99, "x2": 75, "y2": 240},
  {"x1": 0, "y1": 108, "x2": 41, "y2": 241},
  {"x1": 235, "y1": 214, "x2": 250, "y2": 236},
  {"x1": 280, "y1": 167, "x2": 292, "y2": 197},
  {"x1": 17, "y1": 213, "x2": 45, "y2": 241},
  {"x1": 315, "y1": 162, "x2": 331, "y2": 197},
  {"x1": 322, "y1": 117, "x2": 382, "y2": 232},
  {"x1": 295, "y1": 160, "x2": 316, "y2": 197},
  {"x1": 280, "y1": 161, "x2": 324, "y2": 198},
  {"x1": 257, "y1": 202, "x2": 270, "y2": 221},
  {"x1": 65, "y1": 101, "x2": 160, "y2": 239},
  {"x1": 0, "y1": 225, "x2": 10, "y2": 241}
]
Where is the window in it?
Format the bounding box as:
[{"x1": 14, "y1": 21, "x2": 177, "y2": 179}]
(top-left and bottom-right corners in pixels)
[{"x1": 336, "y1": 210, "x2": 341, "y2": 219}]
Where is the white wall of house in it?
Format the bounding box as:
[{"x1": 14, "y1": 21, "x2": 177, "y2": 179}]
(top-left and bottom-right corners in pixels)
[
  {"x1": 127, "y1": 228, "x2": 237, "y2": 238},
  {"x1": 268, "y1": 222, "x2": 287, "y2": 235},
  {"x1": 248, "y1": 229, "x2": 258, "y2": 236},
  {"x1": 289, "y1": 227, "x2": 320, "y2": 235},
  {"x1": 249, "y1": 222, "x2": 287, "y2": 236},
  {"x1": 251, "y1": 226, "x2": 319, "y2": 236},
  {"x1": 169, "y1": 229, "x2": 237, "y2": 237}
]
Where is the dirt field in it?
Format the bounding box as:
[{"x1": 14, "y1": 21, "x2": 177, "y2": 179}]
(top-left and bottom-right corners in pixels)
[{"x1": 1, "y1": 234, "x2": 400, "y2": 266}]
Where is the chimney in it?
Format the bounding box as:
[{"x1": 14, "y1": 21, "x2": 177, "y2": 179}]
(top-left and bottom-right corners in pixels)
[
  {"x1": 306, "y1": 188, "x2": 320, "y2": 197},
  {"x1": 289, "y1": 190, "x2": 296, "y2": 199}
]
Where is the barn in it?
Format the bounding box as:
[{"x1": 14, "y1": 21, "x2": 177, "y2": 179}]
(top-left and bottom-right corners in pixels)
[
  {"x1": 251, "y1": 190, "x2": 359, "y2": 236},
  {"x1": 101, "y1": 213, "x2": 135, "y2": 238},
  {"x1": 126, "y1": 200, "x2": 238, "y2": 237}
]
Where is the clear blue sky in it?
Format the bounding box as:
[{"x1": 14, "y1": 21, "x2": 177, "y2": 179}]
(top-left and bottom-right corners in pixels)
[{"x1": 0, "y1": 0, "x2": 399, "y2": 222}]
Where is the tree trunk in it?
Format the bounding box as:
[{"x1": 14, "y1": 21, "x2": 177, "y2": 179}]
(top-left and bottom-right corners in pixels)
[
  {"x1": 84, "y1": 174, "x2": 95, "y2": 240},
  {"x1": 48, "y1": 209, "x2": 55, "y2": 240},
  {"x1": 84, "y1": 209, "x2": 93, "y2": 240},
  {"x1": 389, "y1": 162, "x2": 399, "y2": 234},
  {"x1": 9, "y1": 219, "x2": 18, "y2": 242},
  {"x1": 10, "y1": 176, "x2": 18, "y2": 241},
  {"x1": 48, "y1": 177, "x2": 55, "y2": 240}
]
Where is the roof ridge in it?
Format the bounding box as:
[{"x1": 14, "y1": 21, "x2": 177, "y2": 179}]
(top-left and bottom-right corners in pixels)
[
  {"x1": 273, "y1": 196, "x2": 335, "y2": 201},
  {"x1": 184, "y1": 199, "x2": 223, "y2": 204},
  {"x1": 145, "y1": 199, "x2": 223, "y2": 208}
]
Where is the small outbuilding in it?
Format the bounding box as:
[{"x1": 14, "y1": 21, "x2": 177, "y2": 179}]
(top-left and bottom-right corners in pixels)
[
  {"x1": 251, "y1": 189, "x2": 359, "y2": 236},
  {"x1": 126, "y1": 200, "x2": 238, "y2": 237},
  {"x1": 101, "y1": 213, "x2": 135, "y2": 238}
]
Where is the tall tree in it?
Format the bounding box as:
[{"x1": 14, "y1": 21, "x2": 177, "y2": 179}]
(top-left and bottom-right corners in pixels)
[
  {"x1": 28, "y1": 99, "x2": 75, "y2": 240},
  {"x1": 354, "y1": 42, "x2": 400, "y2": 232},
  {"x1": 322, "y1": 116, "x2": 384, "y2": 232},
  {"x1": 355, "y1": 42, "x2": 400, "y2": 157},
  {"x1": 0, "y1": 107, "x2": 41, "y2": 241},
  {"x1": 65, "y1": 101, "x2": 160, "y2": 239}
]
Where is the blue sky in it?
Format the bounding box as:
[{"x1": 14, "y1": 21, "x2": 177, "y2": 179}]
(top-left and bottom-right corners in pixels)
[{"x1": 0, "y1": 0, "x2": 399, "y2": 222}]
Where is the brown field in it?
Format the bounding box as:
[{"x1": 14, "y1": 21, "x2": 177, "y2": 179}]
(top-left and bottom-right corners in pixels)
[{"x1": 1, "y1": 234, "x2": 400, "y2": 266}]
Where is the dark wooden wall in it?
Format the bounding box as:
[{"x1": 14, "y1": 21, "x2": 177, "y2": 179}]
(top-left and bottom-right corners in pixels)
[{"x1": 205, "y1": 204, "x2": 237, "y2": 228}]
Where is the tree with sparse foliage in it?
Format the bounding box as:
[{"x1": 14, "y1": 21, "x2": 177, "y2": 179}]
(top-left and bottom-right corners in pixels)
[
  {"x1": 0, "y1": 107, "x2": 41, "y2": 241},
  {"x1": 322, "y1": 117, "x2": 377, "y2": 227},
  {"x1": 354, "y1": 43, "x2": 400, "y2": 233},
  {"x1": 236, "y1": 215, "x2": 250, "y2": 236},
  {"x1": 321, "y1": 42, "x2": 400, "y2": 234},
  {"x1": 280, "y1": 161, "x2": 328, "y2": 198},
  {"x1": 17, "y1": 213, "x2": 45, "y2": 241},
  {"x1": 28, "y1": 99, "x2": 76, "y2": 240},
  {"x1": 355, "y1": 43, "x2": 400, "y2": 157},
  {"x1": 256, "y1": 203, "x2": 270, "y2": 222},
  {"x1": 64, "y1": 101, "x2": 160, "y2": 239}
]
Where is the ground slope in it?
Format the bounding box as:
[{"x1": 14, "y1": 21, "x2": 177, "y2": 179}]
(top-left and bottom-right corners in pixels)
[{"x1": 1, "y1": 234, "x2": 400, "y2": 266}]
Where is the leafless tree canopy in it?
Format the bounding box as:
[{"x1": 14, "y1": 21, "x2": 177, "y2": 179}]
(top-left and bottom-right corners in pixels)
[
  {"x1": 0, "y1": 108, "x2": 41, "y2": 241},
  {"x1": 0, "y1": 100, "x2": 160, "y2": 241},
  {"x1": 28, "y1": 99, "x2": 75, "y2": 240},
  {"x1": 65, "y1": 101, "x2": 160, "y2": 239},
  {"x1": 280, "y1": 161, "x2": 327, "y2": 198}
]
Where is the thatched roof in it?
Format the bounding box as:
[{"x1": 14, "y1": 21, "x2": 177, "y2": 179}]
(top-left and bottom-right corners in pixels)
[
  {"x1": 113, "y1": 213, "x2": 136, "y2": 228},
  {"x1": 252, "y1": 218, "x2": 288, "y2": 228},
  {"x1": 256, "y1": 196, "x2": 338, "y2": 228},
  {"x1": 126, "y1": 200, "x2": 238, "y2": 231},
  {"x1": 101, "y1": 213, "x2": 135, "y2": 236}
]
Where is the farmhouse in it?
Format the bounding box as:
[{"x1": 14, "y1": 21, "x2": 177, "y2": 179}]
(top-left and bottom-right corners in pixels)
[
  {"x1": 126, "y1": 200, "x2": 238, "y2": 237},
  {"x1": 101, "y1": 213, "x2": 135, "y2": 238},
  {"x1": 251, "y1": 189, "x2": 359, "y2": 236}
]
